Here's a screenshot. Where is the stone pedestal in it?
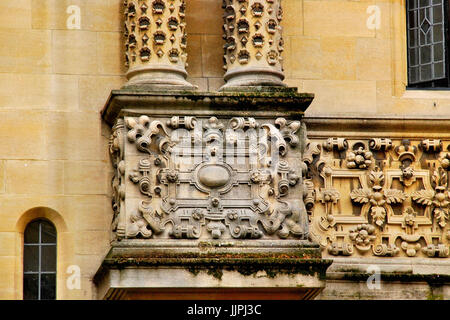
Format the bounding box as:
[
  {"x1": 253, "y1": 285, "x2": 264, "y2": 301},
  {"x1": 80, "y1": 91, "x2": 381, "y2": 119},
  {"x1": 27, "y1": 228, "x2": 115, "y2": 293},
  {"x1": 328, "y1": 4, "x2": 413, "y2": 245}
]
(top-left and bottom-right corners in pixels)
[
  {"x1": 96, "y1": 89, "x2": 332, "y2": 299},
  {"x1": 220, "y1": 0, "x2": 286, "y2": 90},
  {"x1": 123, "y1": 0, "x2": 194, "y2": 90}
]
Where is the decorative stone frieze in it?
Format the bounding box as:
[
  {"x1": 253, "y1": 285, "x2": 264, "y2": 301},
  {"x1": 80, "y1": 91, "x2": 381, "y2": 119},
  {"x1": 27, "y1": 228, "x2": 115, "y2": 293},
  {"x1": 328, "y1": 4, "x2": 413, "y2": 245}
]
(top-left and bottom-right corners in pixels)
[
  {"x1": 123, "y1": 0, "x2": 194, "y2": 89},
  {"x1": 303, "y1": 122, "x2": 450, "y2": 259},
  {"x1": 220, "y1": 0, "x2": 285, "y2": 89}
]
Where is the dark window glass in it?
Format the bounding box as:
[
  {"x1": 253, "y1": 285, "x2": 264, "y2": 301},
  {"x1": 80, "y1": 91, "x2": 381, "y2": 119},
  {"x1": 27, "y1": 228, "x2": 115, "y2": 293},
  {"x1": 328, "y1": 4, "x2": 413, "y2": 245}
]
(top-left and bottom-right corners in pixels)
[
  {"x1": 23, "y1": 246, "x2": 39, "y2": 272},
  {"x1": 23, "y1": 220, "x2": 57, "y2": 300},
  {"x1": 40, "y1": 274, "x2": 56, "y2": 300},
  {"x1": 407, "y1": 0, "x2": 449, "y2": 87},
  {"x1": 23, "y1": 274, "x2": 39, "y2": 300},
  {"x1": 41, "y1": 222, "x2": 56, "y2": 244},
  {"x1": 24, "y1": 222, "x2": 39, "y2": 243}
]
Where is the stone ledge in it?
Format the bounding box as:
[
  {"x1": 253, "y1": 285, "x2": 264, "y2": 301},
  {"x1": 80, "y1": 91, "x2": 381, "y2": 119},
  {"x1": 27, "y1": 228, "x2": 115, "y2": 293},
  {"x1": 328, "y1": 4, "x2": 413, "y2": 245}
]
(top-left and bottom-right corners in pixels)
[
  {"x1": 325, "y1": 258, "x2": 450, "y2": 284},
  {"x1": 101, "y1": 88, "x2": 314, "y2": 126},
  {"x1": 93, "y1": 240, "x2": 332, "y2": 300},
  {"x1": 303, "y1": 115, "x2": 450, "y2": 138}
]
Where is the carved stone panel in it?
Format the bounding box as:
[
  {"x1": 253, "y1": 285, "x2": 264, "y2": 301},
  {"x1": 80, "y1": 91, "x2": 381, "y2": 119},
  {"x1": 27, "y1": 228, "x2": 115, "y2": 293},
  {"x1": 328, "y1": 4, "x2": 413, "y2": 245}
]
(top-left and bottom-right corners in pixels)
[
  {"x1": 305, "y1": 136, "x2": 450, "y2": 258},
  {"x1": 110, "y1": 115, "x2": 309, "y2": 241}
]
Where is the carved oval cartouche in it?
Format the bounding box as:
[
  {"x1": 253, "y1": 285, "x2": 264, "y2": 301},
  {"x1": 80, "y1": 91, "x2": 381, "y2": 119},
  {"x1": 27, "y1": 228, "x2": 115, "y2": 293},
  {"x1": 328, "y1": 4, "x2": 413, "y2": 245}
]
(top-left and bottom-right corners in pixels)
[{"x1": 198, "y1": 165, "x2": 230, "y2": 188}]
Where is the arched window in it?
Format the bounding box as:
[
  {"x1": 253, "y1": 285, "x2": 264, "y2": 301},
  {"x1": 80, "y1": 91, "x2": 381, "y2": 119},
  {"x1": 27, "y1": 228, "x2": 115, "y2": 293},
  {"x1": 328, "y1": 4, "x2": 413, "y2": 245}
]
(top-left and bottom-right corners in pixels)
[{"x1": 23, "y1": 219, "x2": 57, "y2": 300}]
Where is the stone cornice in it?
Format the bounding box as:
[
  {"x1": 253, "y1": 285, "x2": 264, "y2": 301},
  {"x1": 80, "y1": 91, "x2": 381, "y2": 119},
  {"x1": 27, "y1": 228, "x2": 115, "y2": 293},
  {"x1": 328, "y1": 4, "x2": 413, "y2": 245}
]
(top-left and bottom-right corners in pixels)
[
  {"x1": 304, "y1": 115, "x2": 450, "y2": 139},
  {"x1": 101, "y1": 89, "x2": 314, "y2": 126}
]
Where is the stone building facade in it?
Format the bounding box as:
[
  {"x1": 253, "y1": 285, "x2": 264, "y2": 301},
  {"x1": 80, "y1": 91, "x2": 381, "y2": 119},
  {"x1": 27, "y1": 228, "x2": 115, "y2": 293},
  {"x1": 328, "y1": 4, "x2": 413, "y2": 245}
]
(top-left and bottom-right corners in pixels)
[{"x1": 0, "y1": 0, "x2": 449, "y2": 300}]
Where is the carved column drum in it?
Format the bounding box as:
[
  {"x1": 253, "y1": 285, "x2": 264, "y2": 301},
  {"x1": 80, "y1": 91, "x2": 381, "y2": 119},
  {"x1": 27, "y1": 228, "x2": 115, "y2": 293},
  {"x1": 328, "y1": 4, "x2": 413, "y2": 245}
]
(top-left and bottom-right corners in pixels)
[
  {"x1": 123, "y1": 0, "x2": 194, "y2": 89},
  {"x1": 221, "y1": 0, "x2": 286, "y2": 90}
]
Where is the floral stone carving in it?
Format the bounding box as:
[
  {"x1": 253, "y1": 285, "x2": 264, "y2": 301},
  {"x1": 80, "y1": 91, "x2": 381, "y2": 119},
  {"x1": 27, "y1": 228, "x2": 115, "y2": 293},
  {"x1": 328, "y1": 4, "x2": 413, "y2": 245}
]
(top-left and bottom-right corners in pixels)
[{"x1": 306, "y1": 136, "x2": 450, "y2": 258}]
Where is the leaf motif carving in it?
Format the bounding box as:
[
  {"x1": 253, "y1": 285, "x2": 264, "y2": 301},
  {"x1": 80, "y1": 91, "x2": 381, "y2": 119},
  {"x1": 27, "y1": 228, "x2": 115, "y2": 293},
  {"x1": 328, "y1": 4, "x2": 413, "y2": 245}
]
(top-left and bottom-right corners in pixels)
[
  {"x1": 370, "y1": 206, "x2": 386, "y2": 226},
  {"x1": 411, "y1": 190, "x2": 435, "y2": 206},
  {"x1": 350, "y1": 189, "x2": 371, "y2": 204},
  {"x1": 384, "y1": 189, "x2": 406, "y2": 204},
  {"x1": 434, "y1": 208, "x2": 448, "y2": 228},
  {"x1": 369, "y1": 167, "x2": 384, "y2": 186}
]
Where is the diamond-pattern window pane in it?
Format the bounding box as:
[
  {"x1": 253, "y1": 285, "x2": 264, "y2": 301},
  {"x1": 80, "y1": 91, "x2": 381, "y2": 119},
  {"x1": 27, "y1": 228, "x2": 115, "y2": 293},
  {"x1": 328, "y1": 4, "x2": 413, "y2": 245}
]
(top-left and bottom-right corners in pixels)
[
  {"x1": 407, "y1": 0, "x2": 446, "y2": 84},
  {"x1": 420, "y1": 18, "x2": 431, "y2": 33}
]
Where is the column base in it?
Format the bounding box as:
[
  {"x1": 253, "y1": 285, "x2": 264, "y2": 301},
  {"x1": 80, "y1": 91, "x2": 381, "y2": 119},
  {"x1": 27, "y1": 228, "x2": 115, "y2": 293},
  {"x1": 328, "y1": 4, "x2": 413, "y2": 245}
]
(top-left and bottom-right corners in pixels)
[
  {"x1": 220, "y1": 67, "x2": 286, "y2": 91},
  {"x1": 124, "y1": 64, "x2": 196, "y2": 91}
]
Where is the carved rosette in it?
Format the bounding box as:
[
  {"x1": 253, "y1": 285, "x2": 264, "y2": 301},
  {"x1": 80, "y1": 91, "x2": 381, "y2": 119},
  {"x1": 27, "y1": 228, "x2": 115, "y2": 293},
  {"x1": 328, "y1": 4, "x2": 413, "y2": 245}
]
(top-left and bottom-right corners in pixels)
[
  {"x1": 123, "y1": 0, "x2": 194, "y2": 89},
  {"x1": 113, "y1": 115, "x2": 309, "y2": 240},
  {"x1": 220, "y1": 0, "x2": 285, "y2": 89},
  {"x1": 305, "y1": 136, "x2": 450, "y2": 259}
]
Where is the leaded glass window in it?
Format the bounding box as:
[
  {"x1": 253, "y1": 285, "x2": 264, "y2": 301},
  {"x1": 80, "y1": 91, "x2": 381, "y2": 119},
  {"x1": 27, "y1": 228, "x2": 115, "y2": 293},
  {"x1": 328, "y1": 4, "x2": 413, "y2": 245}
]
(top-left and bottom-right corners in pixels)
[
  {"x1": 23, "y1": 220, "x2": 57, "y2": 300},
  {"x1": 407, "y1": 0, "x2": 448, "y2": 87}
]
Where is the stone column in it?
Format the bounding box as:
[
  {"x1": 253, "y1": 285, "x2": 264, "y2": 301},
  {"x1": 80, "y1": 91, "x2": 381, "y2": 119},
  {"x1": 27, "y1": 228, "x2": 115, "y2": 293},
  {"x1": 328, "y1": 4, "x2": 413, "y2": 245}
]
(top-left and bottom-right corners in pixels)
[
  {"x1": 220, "y1": 0, "x2": 286, "y2": 90},
  {"x1": 123, "y1": 0, "x2": 194, "y2": 89}
]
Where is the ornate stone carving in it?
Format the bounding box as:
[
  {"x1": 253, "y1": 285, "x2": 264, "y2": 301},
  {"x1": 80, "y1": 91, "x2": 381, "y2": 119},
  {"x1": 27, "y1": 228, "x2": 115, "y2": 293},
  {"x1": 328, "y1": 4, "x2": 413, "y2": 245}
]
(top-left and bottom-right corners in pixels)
[
  {"x1": 110, "y1": 119, "x2": 126, "y2": 239},
  {"x1": 350, "y1": 167, "x2": 406, "y2": 227},
  {"x1": 221, "y1": 0, "x2": 285, "y2": 89},
  {"x1": 412, "y1": 167, "x2": 449, "y2": 228},
  {"x1": 112, "y1": 115, "x2": 309, "y2": 240},
  {"x1": 345, "y1": 144, "x2": 373, "y2": 169},
  {"x1": 123, "y1": 0, "x2": 194, "y2": 89},
  {"x1": 306, "y1": 136, "x2": 450, "y2": 259}
]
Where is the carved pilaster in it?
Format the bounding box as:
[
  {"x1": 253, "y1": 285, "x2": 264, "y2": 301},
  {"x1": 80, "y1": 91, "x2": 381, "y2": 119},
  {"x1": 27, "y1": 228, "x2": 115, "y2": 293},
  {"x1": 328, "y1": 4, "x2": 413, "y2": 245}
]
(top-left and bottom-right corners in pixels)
[
  {"x1": 220, "y1": 0, "x2": 285, "y2": 89},
  {"x1": 123, "y1": 0, "x2": 194, "y2": 89}
]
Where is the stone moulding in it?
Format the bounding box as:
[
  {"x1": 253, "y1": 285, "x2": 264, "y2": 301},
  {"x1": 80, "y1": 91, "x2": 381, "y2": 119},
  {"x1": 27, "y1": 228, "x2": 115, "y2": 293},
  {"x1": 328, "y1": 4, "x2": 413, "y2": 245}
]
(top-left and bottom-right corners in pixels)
[
  {"x1": 302, "y1": 116, "x2": 450, "y2": 260},
  {"x1": 93, "y1": 240, "x2": 332, "y2": 300},
  {"x1": 101, "y1": 88, "x2": 314, "y2": 126},
  {"x1": 304, "y1": 116, "x2": 450, "y2": 139}
]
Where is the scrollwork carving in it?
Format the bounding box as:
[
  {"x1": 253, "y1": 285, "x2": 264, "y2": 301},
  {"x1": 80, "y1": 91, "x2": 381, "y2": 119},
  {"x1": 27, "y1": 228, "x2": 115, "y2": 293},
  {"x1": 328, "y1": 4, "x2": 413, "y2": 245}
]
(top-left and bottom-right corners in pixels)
[{"x1": 118, "y1": 116, "x2": 308, "y2": 240}]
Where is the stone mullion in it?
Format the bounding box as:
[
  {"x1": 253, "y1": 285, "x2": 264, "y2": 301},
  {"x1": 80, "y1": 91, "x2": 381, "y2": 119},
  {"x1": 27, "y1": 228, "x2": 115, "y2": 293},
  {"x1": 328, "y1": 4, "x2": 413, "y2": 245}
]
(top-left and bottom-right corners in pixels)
[
  {"x1": 221, "y1": 0, "x2": 285, "y2": 90},
  {"x1": 123, "y1": 0, "x2": 194, "y2": 89}
]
